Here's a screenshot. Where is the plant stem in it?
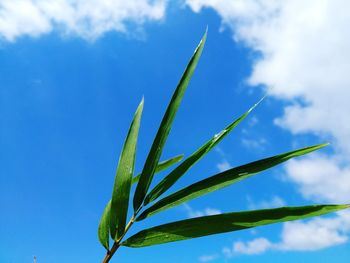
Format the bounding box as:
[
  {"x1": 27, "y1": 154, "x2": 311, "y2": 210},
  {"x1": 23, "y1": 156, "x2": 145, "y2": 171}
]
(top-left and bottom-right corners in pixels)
[
  {"x1": 102, "y1": 216, "x2": 136, "y2": 263},
  {"x1": 102, "y1": 242, "x2": 120, "y2": 263}
]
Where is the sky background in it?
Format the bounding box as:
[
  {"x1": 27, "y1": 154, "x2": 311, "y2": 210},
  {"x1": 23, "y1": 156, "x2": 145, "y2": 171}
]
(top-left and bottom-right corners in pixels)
[{"x1": 1, "y1": 0, "x2": 350, "y2": 262}]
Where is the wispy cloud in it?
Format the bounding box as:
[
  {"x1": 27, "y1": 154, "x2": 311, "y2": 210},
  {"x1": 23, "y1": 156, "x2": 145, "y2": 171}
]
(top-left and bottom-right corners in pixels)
[
  {"x1": 248, "y1": 116, "x2": 259, "y2": 127},
  {"x1": 198, "y1": 254, "x2": 219, "y2": 262},
  {"x1": 0, "y1": 0, "x2": 166, "y2": 41},
  {"x1": 215, "y1": 147, "x2": 232, "y2": 172},
  {"x1": 183, "y1": 203, "x2": 221, "y2": 218},
  {"x1": 216, "y1": 159, "x2": 231, "y2": 172},
  {"x1": 247, "y1": 195, "x2": 286, "y2": 210},
  {"x1": 224, "y1": 237, "x2": 272, "y2": 257},
  {"x1": 241, "y1": 137, "x2": 267, "y2": 152}
]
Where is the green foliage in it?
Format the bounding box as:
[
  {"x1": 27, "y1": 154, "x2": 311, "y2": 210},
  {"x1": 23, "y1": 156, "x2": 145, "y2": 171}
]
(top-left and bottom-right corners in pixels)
[
  {"x1": 98, "y1": 30, "x2": 349, "y2": 262},
  {"x1": 110, "y1": 98, "x2": 144, "y2": 240},
  {"x1": 143, "y1": 96, "x2": 264, "y2": 206},
  {"x1": 99, "y1": 154, "x2": 184, "y2": 250},
  {"x1": 98, "y1": 200, "x2": 111, "y2": 250},
  {"x1": 124, "y1": 205, "x2": 349, "y2": 247},
  {"x1": 132, "y1": 29, "x2": 207, "y2": 213},
  {"x1": 132, "y1": 154, "x2": 184, "y2": 185},
  {"x1": 136, "y1": 144, "x2": 328, "y2": 221}
]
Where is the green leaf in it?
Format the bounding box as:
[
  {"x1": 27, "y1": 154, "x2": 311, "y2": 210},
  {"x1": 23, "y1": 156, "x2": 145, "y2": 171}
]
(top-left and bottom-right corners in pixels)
[
  {"x1": 155, "y1": 154, "x2": 185, "y2": 174},
  {"x1": 110, "y1": 98, "x2": 144, "y2": 240},
  {"x1": 123, "y1": 204, "x2": 349, "y2": 247},
  {"x1": 144, "y1": 98, "x2": 264, "y2": 205},
  {"x1": 98, "y1": 200, "x2": 111, "y2": 251},
  {"x1": 132, "y1": 154, "x2": 184, "y2": 185},
  {"x1": 137, "y1": 144, "x2": 328, "y2": 221},
  {"x1": 100, "y1": 154, "x2": 183, "y2": 241},
  {"x1": 133, "y1": 29, "x2": 208, "y2": 212}
]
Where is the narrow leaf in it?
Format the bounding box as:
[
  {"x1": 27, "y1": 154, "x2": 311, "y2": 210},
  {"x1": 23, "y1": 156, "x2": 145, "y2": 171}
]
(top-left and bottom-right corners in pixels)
[
  {"x1": 110, "y1": 98, "x2": 144, "y2": 240},
  {"x1": 124, "y1": 204, "x2": 349, "y2": 247},
  {"x1": 98, "y1": 200, "x2": 111, "y2": 251},
  {"x1": 133, "y1": 29, "x2": 208, "y2": 212},
  {"x1": 101, "y1": 154, "x2": 184, "y2": 238},
  {"x1": 144, "y1": 97, "x2": 264, "y2": 205},
  {"x1": 155, "y1": 154, "x2": 185, "y2": 174},
  {"x1": 132, "y1": 154, "x2": 184, "y2": 185},
  {"x1": 137, "y1": 144, "x2": 328, "y2": 221}
]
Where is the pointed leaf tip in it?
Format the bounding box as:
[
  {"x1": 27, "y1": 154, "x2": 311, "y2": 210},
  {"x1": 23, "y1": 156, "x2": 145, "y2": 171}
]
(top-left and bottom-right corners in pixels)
[
  {"x1": 133, "y1": 29, "x2": 207, "y2": 212},
  {"x1": 110, "y1": 99, "x2": 144, "y2": 240},
  {"x1": 144, "y1": 98, "x2": 260, "y2": 205},
  {"x1": 247, "y1": 95, "x2": 266, "y2": 114},
  {"x1": 137, "y1": 143, "x2": 328, "y2": 221},
  {"x1": 124, "y1": 204, "x2": 348, "y2": 248}
]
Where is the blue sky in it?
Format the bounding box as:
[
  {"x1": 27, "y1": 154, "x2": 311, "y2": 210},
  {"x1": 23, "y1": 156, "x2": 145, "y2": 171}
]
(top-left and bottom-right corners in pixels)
[{"x1": 1, "y1": 1, "x2": 350, "y2": 262}]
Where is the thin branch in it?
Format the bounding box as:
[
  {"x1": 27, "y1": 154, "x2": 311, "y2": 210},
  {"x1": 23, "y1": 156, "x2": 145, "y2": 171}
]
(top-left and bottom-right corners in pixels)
[
  {"x1": 102, "y1": 216, "x2": 136, "y2": 263},
  {"x1": 102, "y1": 242, "x2": 120, "y2": 263}
]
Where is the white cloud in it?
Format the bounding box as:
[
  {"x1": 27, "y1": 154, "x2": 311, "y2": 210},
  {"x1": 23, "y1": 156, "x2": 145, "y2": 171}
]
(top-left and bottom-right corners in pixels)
[
  {"x1": 276, "y1": 211, "x2": 350, "y2": 251},
  {"x1": 186, "y1": 0, "x2": 350, "y2": 254},
  {"x1": 183, "y1": 203, "x2": 221, "y2": 218},
  {"x1": 233, "y1": 238, "x2": 272, "y2": 255},
  {"x1": 198, "y1": 254, "x2": 218, "y2": 262},
  {"x1": 185, "y1": 0, "x2": 350, "y2": 159},
  {"x1": 285, "y1": 155, "x2": 350, "y2": 203},
  {"x1": 226, "y1": 211, "x2": 350, "y2": 256},
  {"x1": 0, "y1": 0, "x2": 166, "y2": 41}
]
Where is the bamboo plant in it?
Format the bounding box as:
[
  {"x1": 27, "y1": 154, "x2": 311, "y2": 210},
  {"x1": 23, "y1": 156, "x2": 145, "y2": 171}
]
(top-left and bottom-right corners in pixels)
[{"x1": 98, "y1": 30, "x2": 349, "y2": 263}]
